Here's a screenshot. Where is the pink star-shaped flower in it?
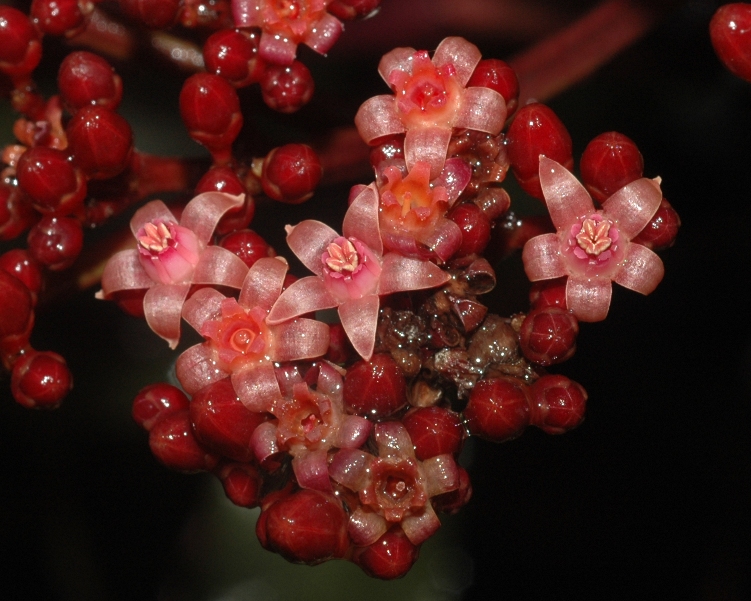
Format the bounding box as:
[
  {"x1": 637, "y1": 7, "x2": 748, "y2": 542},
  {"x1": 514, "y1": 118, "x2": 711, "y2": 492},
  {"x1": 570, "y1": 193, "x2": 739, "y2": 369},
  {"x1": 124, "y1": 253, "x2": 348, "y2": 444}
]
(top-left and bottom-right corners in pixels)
[
  {"x1": 96, "y1": 192, "x2": 250, "y2": 348},
  {"x1": 522, "y1": 156, "x2": 665, "y2": 322},
  {"x1": 266, "y1": 183, "x2": 451, "y2": 360},
  {"x1": 355, "y1": 37, "x2": 506, "y2": 179},
  {"x1": 232, "y1": 0, "x2": 343, "y2": 65},
  {"x1": 175, "y1": 256, "x2": 330, "y2": 412}
]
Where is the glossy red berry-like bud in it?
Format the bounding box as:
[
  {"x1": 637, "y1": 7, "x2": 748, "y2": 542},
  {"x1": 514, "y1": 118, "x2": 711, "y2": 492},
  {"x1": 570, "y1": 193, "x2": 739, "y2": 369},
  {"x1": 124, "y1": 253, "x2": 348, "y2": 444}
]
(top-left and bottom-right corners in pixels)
[
  {"x1": 67, "y1": 106, "x2": 133, "y2": 179},
  {"x1": 710, "y1": 3, "x2": 751, "y2": 83},
  {"x1": 261, "y1": 144, "x2": 322, "y2": 204},
  {"x1": 431, "y1": 465, "x2": 472, "y2": 514},
  {"x1": 190, "y1": 378, "x2": 268, "y2": 463},
  {"x1": 30, "y1": 0, "x2": 90, "y2": 38},
  {"x1": 529, "y1": 374, "x2": 587, "y2": 435},
  {"x1": 196, "y1": 165, "x2": 246, "y2": 195},
  {"x1": 0, "y1": 249, "x2": 42, "y2": 305},
  {"x1": 529, "y1": 277, "x2": 567, "y2": 310},
  {"x1": 505, "y1": 103, "x2": 573, "y2": 200},
  {"x1": 11, "y1": 350, "x2": 72, "y2": 409},
  {"x1": 369, "y1": 135, "x2": 404, "y2": 171},
  {"x1": 203, "y1": 28, "x2": 264, "y2": 87},
  {"x1": 149, "y1": 410, "x2": 219, "y2": 473},
  {"x1": 58, "y1": 51, "x2": 123, "y2": 112},
  {"x1": 519, "y1": 306, "x2": 578, "y2": 366},
  {"x1": 328, "y1": 0, "x2": 381, "y2": 20},
  {"x1": 464, "y1": 376, "x2": 530, "y2": 442},
  {"x1": 119, "y1": 0, "x2": 181, "y2": 28},
  {"x1": 27, "y1": 215, "x2": 84, "y2": 271},
  {"x1": 353, "y1": 526, "x2": 420, "y2": 580},
  {"x1": 344, "y1": 353, "x2": 408, "y2": 418},
  {"x1": 468, "y1": 58, "x2": 519, "y2": 117},
  {"x1": 180, "y1": 73, "x2": 243, "y2": 162},
  {"x1": 259, "y1": 489, "x2": 349, "y2": 565},
  {"x1": 0, "y1": 269, "x2": 33, "y2": 340},
  {"x1": 132, "y1": 382, "x2": 190, "y2": 431},
  {"x1": 402, "y1": 406, "x2": 464, "y2": 460},
  {"x1": 16, "y1": 147, "x2": 87, "y2": 214},
  {"x1": 0, "y1": 183, "x2": 37, "y2": 241},
  {"x1": 448, "y1": 202, "x2": 492, "y2": 257},
  {"x1": 631, "y1": 197, "x2": 681, "y2": 251},
  {"x1": 260, "y1": 61, "x2": 314, "y2": 113},
  {"x1": 219, "y1": 229, "x2": 275, "y2": 268},
  {"x1": 580, "y1": 131, "x2": 644, "y2": 202},
  {"x1": 0, "y1": 7, "x2": 42, "y2": 78},
  {"x1": 216, "y1": 462, "x2": 262, "y2": 508},
  {"x1": 324, "y1": 322, "x2": 354, "y2": 364}
]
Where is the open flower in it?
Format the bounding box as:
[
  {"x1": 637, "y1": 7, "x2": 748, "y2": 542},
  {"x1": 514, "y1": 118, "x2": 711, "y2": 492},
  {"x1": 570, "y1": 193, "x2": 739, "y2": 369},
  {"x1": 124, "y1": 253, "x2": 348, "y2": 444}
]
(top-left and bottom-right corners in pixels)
[
  {"x1": 266, "y1": 183, "x2": 451, "y2": 360},
  {"x1": 232, "y1": 0, "x2": 343, "y2": 65},
  {"x1": 378, "y1": 158, "x2": 470, "y2": 262},
  {"x1": 329, "y1": 421, "x2": 460, "y2": 546},
  {"x1": 176, "y1": 256, "x2": 330, "y2": 411},
  {"x1": 96, "y1": 192, "x2": 250, "y2": 348},
  {"x1": 355, "y1": 37, "x2": 506, "y2": 179},
  {"x1": 522, "y1": 156, "x2": 665, "y2": 322}
]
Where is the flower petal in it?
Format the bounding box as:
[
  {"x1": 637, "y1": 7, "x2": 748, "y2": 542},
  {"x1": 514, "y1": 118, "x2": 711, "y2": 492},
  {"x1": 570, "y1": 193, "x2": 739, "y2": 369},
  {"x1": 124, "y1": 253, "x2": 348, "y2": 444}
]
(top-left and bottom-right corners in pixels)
[
  {"x1": 97, "y1": 249, "x2": 153, "y2": 298},
  {"x1": 130, "y1": 200, "x2": 176, "y2": 238},
  {"x1": 378, "y1": 46, "x2": 416, "y2": 84},
  {"x1": 539, "y1": 156, "x2": 594, "y2": 231},
  {"x1": 348, "y1": 507, "x2": 388, "y2": 547},
  {"x1": 342, "y1": 183, "x2": 382, "y2": 255},
  {"x1": 434, "y1": 157, "x2": 472, "y2": 205},
  {"x1": 401, "y1": 504, "x2": 440, "y2": 545},
  {"x1": 181, "y1": 287, "x2": 226, "y2": 333},
  {"x1": 419, "y1": 218, "x2": 463, "y2": 263},
  {"x1": 378, "y1": 253, "x2": 450, "y2": 295},
  {"x1": 522, "y1": 233, "x2": 566, "y2": 281},
  {"x1": 354, "y1": 95, "x2": 405, "y2": 144},
  {"x1": 292, "y1": 450, "x2": 332, "y2": 491},
  {"x1": 287, "y1": 219, "x2": 339, "y2": 276},
  {"x1": 602, "y1": 178, "x2": 662, "y2": 240},
  {"x1": 422, "y1": 454, "x2": 460, "y2": 497},
  {"x1": 455, "y1": 86, "x2": 506, "y2": 134},
  {"x1": 303, "y1": 13, "x2": 343, "y2": 55},
  {"x1": 335, "y1": 415, "x2": 372, "y2": 449},
  {"x1": 180, "y1": 192, "x2": 245, "y2": 247},
  {"x1": 404, "y1": 126, "x2": 452, "y2": 180},
  {"x1": 143, "y1": 283, "x2": 190, "y2": 348},
  {"x1": 268, "y1": 318, "x2": 330, "y2": 361},
  {"x1": 338, "y1": 294, "x2": 380, "y2": 361},
  {"x1": 232, "y1": 362, "x2": 282, "y2": 413},
  {"x1": 175, "y1": 343, "x2": 228, "y2": 394},
  {"x1": 329, "y1": 448, "x2": 373, "y2": 490},
  {"x1": 433, "y1": 36, "x2": 481, "y2": 87},
  {"x1": 238, "y1": 256, "x2": 288, "y2": 311},
  {"x1": 192, "y1": 246, "x2": 249, "y2": 288},
  {"x1": 259, "y1": 32, "x2": 298, "y2": 65},
  {"x1": 613, "y1": 243, "x2": 664, "y2": 295},
  {"x1": 232, "y1": 0, "x2": 261, "y2": 28},
  {"x1": 566, "y1": 276, "x2": 612, "y2": 322},
  {"x1": 251, "y1": 421, "x2": 281, "y2": 467},
  {"x1": 267, "y1": 276, "x2": 338, "y2": 324}
]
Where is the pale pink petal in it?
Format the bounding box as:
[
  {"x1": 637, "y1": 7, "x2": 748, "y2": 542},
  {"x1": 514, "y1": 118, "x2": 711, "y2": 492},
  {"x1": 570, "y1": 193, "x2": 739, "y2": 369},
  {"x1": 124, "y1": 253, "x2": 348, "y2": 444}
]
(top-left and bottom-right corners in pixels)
[
  {"x1": 303, "y1": 13, "x2": 343, "y2": 55},
  {"x1": 377, "y1": 253, "x2": 450, "y2": 295},
  {"x1": 348, "y1": 507, "x2": 388, "y2": 547},
  {"x1": 316, "y1": 361, "x2": 345, "y2": 403},
  {"x1": 613, "y1": 243, "x2": 664, "y2": 295},
  {"x1": 251, "y1": 421, "x2": 281, "y2": 466},
  {"x1": 192, "y1": 246, "x2": 249, "y2": 288},
  {"x1": 539, "y1": 156, "x2": 594, "y2": 230},
  {"x1": 175, "y1": 343, "x2": 228, "y2": 394},
  {"x1": 329, "y1": 448, "x2": 373, "y2": 490},
  {"x1": 342, "y1": 183, "x2": 382, "y2": 254},
  {"x1": 292, "y1": 450, "x2": 332, "y2": 491},
  {"x1": 97, "y1": 249, "x2": 153, "y2": 298},
  {"x1": 239, "y1": 257, "x2": 289, "y2": 311},
  {"x1": 374, "y1": 421, "x2": 414, "y2": 457},
  {"x1": 231, "y1": 0, "x2": 261, "y2": 27},
  {"x1": 378, "y1": 46, "x2": 416, "y2": 84},
  {"x1": 180, "y1": 192, "x2": 245, "y2": 247},
  {"x1": 338, "y1": 294, "x2": 380, "y2": 360},
  {"x1": 130, "y1": 200, "x2": 176, "y2": 237},
  {"x1": 433, "y1": 36, "x2": 481, "y2": 87},
  {"x1": 181, "y1": 287, "x2": 226, "y2": 333},
  {"x1": 143, "y1": 283, "x2": 190, "y2": 349},
  {"x1": 259, "y1": 33, "x2": 298, "y2": 65},
  {"x1": 287, "y1": 220, "x2": 339, "y2": 275},
  {"x1": 354, "y1": 95, "x2": 405, "y2": 144},
  {"x1": 422, "y1": 454, "x2": 460, "y2": 497},
  {"x1": 401, "y1": 504, "x2": 441, "y2": 545},
  {"x1": 334, "y1": 415, "x2": 372, "y2": 449},
  {"x1": 404, "y1": 126, "x2": 452, "y2": 180},
  {"x1": 601, "y1": 178, "x2": 662, "y2": 240},
  {"x1": 566, "y1": 276, "x2": 612, "y2": 322},
  {"x1": 522, "y1": 234, "x2": 566, "y2": 281},
  {"x1": 419, "y1": 218, "x2": 462, "y2": 263},
  {"x1": 268, "y1": 318, "x2": 330, "y2": 361},
  {"x1": 232, "y1": 362, "x2": 282, "y2": 413},
  {"x1": 454, "y1": 86, "x2": 506, "y2": 134},
  {"x1": 433, "y1": 157, "x2": 472, "y2": 205},
  {"x1": 267, "y1": 276, "x2": 338, "y2": 324}
]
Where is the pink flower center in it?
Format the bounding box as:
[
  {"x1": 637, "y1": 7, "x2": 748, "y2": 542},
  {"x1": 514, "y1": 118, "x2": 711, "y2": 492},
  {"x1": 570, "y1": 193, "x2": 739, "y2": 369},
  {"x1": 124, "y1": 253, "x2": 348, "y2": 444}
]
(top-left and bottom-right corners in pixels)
[
  {"x1": 575, "y1": 217, "x2": 613, "y2": 256},
  {"x1": 135, "y1": 219, "x2": 201, "y2": 285},
  {"x1": 138, "y1": 221, "x2": 174, "y2": 254},
  {"x1": 324, "y1": 238, "x2": 360, "y2": 274},
  {"x1": 567, "y1": 213, "x2": 620, "y2": 265},
  {"x1": 361, "y1": 457, "x2": 427, "y2": 522}
]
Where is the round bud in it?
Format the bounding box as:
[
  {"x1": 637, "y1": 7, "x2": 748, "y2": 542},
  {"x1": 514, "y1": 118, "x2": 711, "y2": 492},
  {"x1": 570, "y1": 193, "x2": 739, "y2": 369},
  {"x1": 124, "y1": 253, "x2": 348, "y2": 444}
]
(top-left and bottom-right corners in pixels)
[
  {"x1": 58, "y1": 51, "x2": 123, "y2": 112},
  {"x1": 344, "y1": 353, "x2": 407, "y2": 418},
  {"x1": 0, "y1": 6, "x2": 42, "y2": 77},
  {"x1": 66, "y1": 106, "x2": 133, "y2": 179},
  {"x1": 27, "y1": 215, "x2": 84, "y2": 271},
  {"x1": 468, "y1": 58, "x2": 519, "y2": 117},
  {"x1": 261, "y1": 144, "x2": 322, "y2": 204},
  {"x1": 11, "y1": 350, "x2": 72, "y2": 409},
  {"x1": 132, "y1": 382, "x2": 190, "y2": 431},
  {"x1": 16, "y1": 147, "x2": 87, "y2": 214},
  {"x1": 519, "y1": 306, "x2": 579, "y2": 366},
  {"x1": 580, "y1": 131, "x2": 644, "y2": 202},
  {"x1": 260, "y1": 61, "x2": 314, "y2": 113},
  {"x1": 529, "y1": 374, "x2": 588, "y2": 435},
  {"x1": 464, "y1": 376, "x2": 530, "y2": 442}
]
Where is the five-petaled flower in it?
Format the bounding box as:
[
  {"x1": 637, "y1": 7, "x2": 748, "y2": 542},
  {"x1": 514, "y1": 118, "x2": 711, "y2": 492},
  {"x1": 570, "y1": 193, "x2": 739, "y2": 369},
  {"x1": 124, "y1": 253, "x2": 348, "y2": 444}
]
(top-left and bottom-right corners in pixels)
[
  {"x1": 232, "y1": 0, "x2": 343, "y2": 65},
  {"x1": 522, "y1": 156, "x2": 665, "y2": 322},
  {"x1": 355, "y1": 37, "x2": 506, "y2": 179},
  {"x1": 96, "y1": 192, "x2": 250, "y2": 348},
  {"x1": 266, "y1": 183, "x2": 451, "y2": 360}
]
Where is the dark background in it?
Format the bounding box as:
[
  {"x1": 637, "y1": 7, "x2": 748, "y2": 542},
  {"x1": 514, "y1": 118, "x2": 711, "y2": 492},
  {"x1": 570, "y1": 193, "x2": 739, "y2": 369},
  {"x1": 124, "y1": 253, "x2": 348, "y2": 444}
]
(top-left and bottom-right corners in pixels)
[{"x1": 1, "y1": 0, "x2": 750, "y2": 599}]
